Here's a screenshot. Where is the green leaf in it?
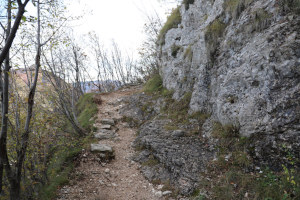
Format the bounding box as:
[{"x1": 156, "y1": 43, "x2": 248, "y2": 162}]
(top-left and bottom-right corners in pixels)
[{"x1": 21, "y1": 16, "x2": 27, "y2": 22}]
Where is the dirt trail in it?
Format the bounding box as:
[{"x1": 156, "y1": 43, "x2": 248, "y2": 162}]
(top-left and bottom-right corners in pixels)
[{"x1": 57, "y1": 87, "x2": 162, "y2": 200}]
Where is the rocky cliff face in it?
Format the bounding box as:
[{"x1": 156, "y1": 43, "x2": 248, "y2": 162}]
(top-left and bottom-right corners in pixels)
[
  {"x1": 120, "y1": 0, "x2": 299, "y2": 197},
  {"x1": 159, "y1": 0, "x2": 299, "y2": 164},
  {"x1": 160, "y1": 0, "x2": 299, "y2": 137}
]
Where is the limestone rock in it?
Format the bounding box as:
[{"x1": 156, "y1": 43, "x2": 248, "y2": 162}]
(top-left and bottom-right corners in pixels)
[
  {"x1": 90, "y1": 144, "x2": 113, "y2": 153},
  {"x1": 100, "y1": 124, "x2": 112, "y2": 130},
  {"x1": 94, "y1": 129, "x2": 116, "y2": 140},
  {"x1": 101, "y1": 118, "x2": 115, "y2": 126},
  {"x1": 162, "y1": 191, "x2": 172, "y2": 196}
]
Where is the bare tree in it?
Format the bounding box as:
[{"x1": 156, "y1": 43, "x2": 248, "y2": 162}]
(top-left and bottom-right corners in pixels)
[
  {"x1": 42, "y1": 37, "x2": 86, "y2": 136},
  {"x1": 0, "y1": 0, "x2": 68, "y2": 198},
  {"x1": 0, "y1": 0, "x2": 30, "y2": 198}
]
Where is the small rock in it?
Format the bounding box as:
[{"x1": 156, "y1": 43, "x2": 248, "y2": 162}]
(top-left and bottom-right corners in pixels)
[
  {"x1": 105, "y1": 168, "x2": 110, "y2": 173},
  {"x1": 155, "y1": 191, "x2": 163, "y2": 198},
  {"x1": 172, "y1": 130, "x2": 185, "y2": 137},
  {"x1": 157, "y1": 185, "x2": 163, "y2": 190},
  {"x1": 99, "y1": 180, "x2": 104, "y2": 185},
  {"x1": 162, "y1": 191, "x2": 172, "y2": 196},
  {"x1": 112, "y1": 183, "x2": 117, "y2": 187}
]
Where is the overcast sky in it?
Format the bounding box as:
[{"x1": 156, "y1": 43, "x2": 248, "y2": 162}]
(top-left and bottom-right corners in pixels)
[{"x1": 67, "y1": 0, "x2": 177, "y2": 54}]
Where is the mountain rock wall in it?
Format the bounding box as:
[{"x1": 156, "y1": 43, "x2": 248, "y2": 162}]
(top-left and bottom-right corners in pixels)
[{"x1": 159, "y1": 0, "x2": 300, "y2": 138}]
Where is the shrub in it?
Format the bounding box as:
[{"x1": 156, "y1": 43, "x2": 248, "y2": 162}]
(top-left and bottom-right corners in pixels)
[
  {"x1": 171, "y1": 44, "x2": 181, "y2": 58},
  {"x1": 158, "y1": 7, "x2": 182, "y2": 45},
  {"x1": 143, "y1": 74, "x2": 163, "y2": 93},
  {"x1": 205, "y1": 18, "x2": 226, "y2": 39}
]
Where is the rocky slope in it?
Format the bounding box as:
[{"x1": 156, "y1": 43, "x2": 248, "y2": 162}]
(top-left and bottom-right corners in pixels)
[
  {"x1": 121, "y1": 0, "x2": 299, "y2": 197},
  {"x1": 159, "y1": 0, "x2": 299, "y2": 168}
]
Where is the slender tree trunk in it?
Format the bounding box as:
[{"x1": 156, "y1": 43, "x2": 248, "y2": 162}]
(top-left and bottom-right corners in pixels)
[
  {"x1": 0, "y1": 0, "x2": 30, "y2": 67},
  {"x1": 13, "y1": 1, "x2": 41, "y2": 198},
  {"x1": 0, "y1": 0, "x2": 12, "y2": 194}
]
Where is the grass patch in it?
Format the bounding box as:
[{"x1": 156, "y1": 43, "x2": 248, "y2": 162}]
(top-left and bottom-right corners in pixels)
[
  {"x1": 143, "y1": 74, "x2": 163, "y2": 93},
  {"x1": 121, "y1": 116, "x2": 139, "y2": 128},
  {"x1": 189, "y1": 111, "x2": 210, "y2": 123},
  {"x1": 39, "y1": 139, "x2": 81, "y2": 199},
  {"x1": 204, "y1": 17, "x2": 227, "y2": 65},
  {"x1": 184, "y1": 45, "x2": 193, "y2": 62},
  {"x1": 158, "y1": 7, "x2": 182, "y2": 45},
  {"x1": 212, "y1": 122, "x2": 239, "y2": 139},
  {"x1": 162, "y1": 92, "x2": 192, "y2": 123},
  {"x1": 205, "y1": 18, "x2": 226, "y2": 39},
  {"x1": 77, "y1": 93, "x2": 99, "y2": 132},
  {"x1": 142, "y1": 155, "x2": 159, "y2": 167},
  {"x1": 224, "y1": 0, "x2": 254, "y2": 19},
  {"x1": 38, "y1": 134, "x2": 96, "y2": 200}
]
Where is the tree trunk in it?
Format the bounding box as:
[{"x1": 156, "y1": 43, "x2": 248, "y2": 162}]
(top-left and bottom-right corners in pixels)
[
  {"x1": 0, "y1": 0, "x2": 12, "y2": 194},
  {"x1": 9, "y1": 179, "x2": 20, "y2": 200}
]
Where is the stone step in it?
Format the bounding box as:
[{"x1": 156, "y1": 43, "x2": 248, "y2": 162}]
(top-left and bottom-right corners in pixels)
[
  {"x1": 90, "y1": 143, "x2": 115, "y2": 161},
  {"x1": 95, "y1": 129, "x2": 116, "y2": 140},
  {"x1": 100, "y1": 124, "x2": 112, "y2": 130},
  {"x1": 91, "y1": 143, "x2": 113, "y2": 153},
  {"x1": 101, "y1": 118, "x2": 115, "y2": 126}
]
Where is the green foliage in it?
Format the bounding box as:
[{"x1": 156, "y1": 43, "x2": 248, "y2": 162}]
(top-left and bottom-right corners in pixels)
[
  {"x1": 224, "y1": 0, "x2": 254, "y2": 19},
  {"x1": 184, "y1": 45, "x2": 193, "y2": 62},
  {"x1": 121, "y1": 116, "x2": 139, "y2": 128},
  {"x1": 142, "y1": 155, "x2": 159, "y2": 167},
  {"x1": 205, "y1": 18, "x2": 226, "y2": 39},
  {"x1": 158, "y1": 7, "x2": 182, "y2": 45},
  {"x1": 212, "y1": 122, "x2": 239, "y2": 139},
  {"x1": 204, "y1": 17, "x2": 227, "y2": 64},
  {"x1": 77, "y1": 93, "x2": 98, "y2": 132},
  {"x1": 143, "y1": 74, "x2": 163, "y2": 93},
  {"x1": 183, "y1": 0, "x2": 195, "y2": 10},
  {"x1": 189, "y1": 111, "x2": 210, "y2": 123},
  {"x1": 39, "y1": 138, "x2": 82, "y2": 200},
  {"x1": 254, "y1": 168, "x2": 300, "y2": 200},
  {"x1": 162, "y1": 92, "x2": 192, "y2": 123},
  {"x1": 171, "y1": 44, "x2": 181, "y2": 58}
]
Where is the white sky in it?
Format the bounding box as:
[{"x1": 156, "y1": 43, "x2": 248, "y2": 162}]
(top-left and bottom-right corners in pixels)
[{"x1": 67, "y1": 0, "x2": 178, "y2": 54}]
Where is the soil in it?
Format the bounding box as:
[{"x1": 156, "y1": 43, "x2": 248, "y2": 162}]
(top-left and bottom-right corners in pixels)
[{"x1": 56, "y1": 86, "x2": 164, "y2": 200}]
